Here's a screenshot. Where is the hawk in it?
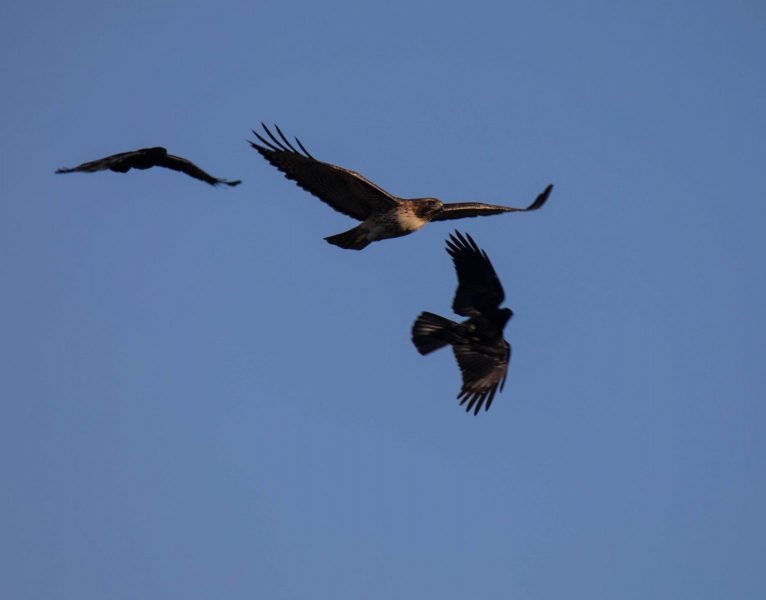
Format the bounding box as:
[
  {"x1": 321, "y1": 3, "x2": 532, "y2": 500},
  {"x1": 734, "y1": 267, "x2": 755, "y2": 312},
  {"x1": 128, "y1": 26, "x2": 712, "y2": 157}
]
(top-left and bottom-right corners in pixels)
[
  {"x1": 56, "y1": 147, "x2": 241, "y2": 187},
  {"x1": 249, "y1": 124, "x2": 552, "y2": 250},
  {"x1": 412, "y1": 231, "x2": 515, "y2": 415}
]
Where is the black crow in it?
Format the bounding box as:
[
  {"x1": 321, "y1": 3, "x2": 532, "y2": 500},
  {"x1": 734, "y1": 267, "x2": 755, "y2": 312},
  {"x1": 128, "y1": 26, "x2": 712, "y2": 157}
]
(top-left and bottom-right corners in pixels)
[
  {"x1": 56, "y1": 147, "x2": 241, "y2": 187},
  {"x1": 412, "y1": 231, "x2": 514, "y2": 415}
]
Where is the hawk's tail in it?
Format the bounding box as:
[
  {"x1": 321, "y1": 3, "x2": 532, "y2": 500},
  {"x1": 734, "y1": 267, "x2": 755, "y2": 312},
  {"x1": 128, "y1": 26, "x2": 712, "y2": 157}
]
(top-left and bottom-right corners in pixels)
[
  {"x1": 324, "y1": 225, "x2": 370, "y2": 250},
  {"x1": 411, "y1": 312, "x2": 455, "y2": 355}
]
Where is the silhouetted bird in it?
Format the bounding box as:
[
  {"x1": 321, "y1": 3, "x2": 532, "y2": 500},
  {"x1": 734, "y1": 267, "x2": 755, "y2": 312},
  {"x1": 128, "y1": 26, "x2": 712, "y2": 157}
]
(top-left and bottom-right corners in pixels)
[
  {"x1": 249, "y1": 124, "x2": 552, "y2": 250},
  {"x1": 412, "y1": 231, "x2": 514, "y2": 415},
  {"x1": 56, "y1": 147, "x2": 241, "y2": 187}
]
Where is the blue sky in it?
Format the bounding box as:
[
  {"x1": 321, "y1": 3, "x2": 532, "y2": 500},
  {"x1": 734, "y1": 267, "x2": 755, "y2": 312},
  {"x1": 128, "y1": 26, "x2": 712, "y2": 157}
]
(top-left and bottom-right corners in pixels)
[{"x1": 2, "y1": 1, "x2": 765, "y2": 598}]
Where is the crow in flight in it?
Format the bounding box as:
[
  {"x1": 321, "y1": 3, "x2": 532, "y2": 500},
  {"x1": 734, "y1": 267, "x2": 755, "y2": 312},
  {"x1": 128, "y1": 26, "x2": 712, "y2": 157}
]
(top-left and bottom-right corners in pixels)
[
  {"x1": 56, "y1": 147, "x2": 241, "y2": 187},
  {"x1": 412, "y1": 231, "x2": 515, "y2": 415},
  {"x1": 250, "y1": 124, "x2": 552, "y2": 249}
]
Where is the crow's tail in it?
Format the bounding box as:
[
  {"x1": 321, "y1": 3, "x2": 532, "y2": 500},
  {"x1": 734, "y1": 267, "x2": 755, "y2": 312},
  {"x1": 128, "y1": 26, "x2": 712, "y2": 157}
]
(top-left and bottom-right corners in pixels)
[{"x1": 411, "y1": 312, "x2": 455, "y2": 355}]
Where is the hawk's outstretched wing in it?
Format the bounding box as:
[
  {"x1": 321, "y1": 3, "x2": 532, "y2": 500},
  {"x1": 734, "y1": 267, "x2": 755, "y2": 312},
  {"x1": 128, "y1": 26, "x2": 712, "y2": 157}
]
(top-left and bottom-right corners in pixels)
[
  {"x1": 446, "y1": 231, "x2": 505, "y2": 317},
  {"x1": 250, "y1": 124, "x2": 400, "y2": 221},
  {"x1": 432, "y1": 184, "x2": 553, "y2": 221},
  {"x1": 453, "y1": 339, "x2": 510, "y2": 415}
]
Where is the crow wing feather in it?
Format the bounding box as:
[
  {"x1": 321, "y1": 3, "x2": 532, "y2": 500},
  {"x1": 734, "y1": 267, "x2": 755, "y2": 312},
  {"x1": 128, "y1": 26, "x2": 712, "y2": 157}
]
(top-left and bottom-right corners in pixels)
[
  {"x1": 55, "y1": 148, "x2": 167, "y2": 174},
  {"x1": 155, "y1": 153, "x2": 241, "y2": 186},
  {"x1": 453, "y1": 339, "x2": 510, "y2": 415},
  {"x1": 446, "y1": 231, "x2": 505, "y2": 317}
]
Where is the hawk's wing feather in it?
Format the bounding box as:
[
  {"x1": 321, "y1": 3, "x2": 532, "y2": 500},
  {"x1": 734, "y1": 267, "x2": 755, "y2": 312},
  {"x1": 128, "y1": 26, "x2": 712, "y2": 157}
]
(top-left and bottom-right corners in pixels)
[
  {"x1": 446, "y1": 231, "x2": 505, "y2": 317},
  {"x1": 453, "y1": 340, "x2": 510, "y2": 415},
  {"x1": 431, "y1": 184, "x2": 553, "y2": 221},
  {"x1": 250, "y1": 124, "x2": 400, "y2": 221}
]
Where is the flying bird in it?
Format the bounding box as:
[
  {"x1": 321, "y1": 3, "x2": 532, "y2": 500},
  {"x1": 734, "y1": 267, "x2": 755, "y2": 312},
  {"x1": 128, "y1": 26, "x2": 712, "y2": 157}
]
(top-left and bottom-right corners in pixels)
[
  {"x1": 56, "y1": 147, "x2": 241, "y2": 187},
  {"x1": 412, "y1": 231, "x2": 514, "y2": 415},
  {"x1": 249, "y1": 124, "x2": 552, "y2": 250}
]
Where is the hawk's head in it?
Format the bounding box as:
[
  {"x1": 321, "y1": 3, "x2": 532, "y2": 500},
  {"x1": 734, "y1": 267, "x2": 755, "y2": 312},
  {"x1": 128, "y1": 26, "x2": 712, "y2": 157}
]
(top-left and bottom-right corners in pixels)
[{"x1": 414, "y1": 198, "x2": 445, "y2": 219}]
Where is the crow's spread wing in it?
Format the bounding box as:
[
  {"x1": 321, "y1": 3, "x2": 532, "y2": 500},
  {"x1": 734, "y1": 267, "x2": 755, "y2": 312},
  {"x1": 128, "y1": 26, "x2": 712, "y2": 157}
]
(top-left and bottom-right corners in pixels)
[
  {"x1": 250, "y1": 124, "x2": 399, "y2": 221},
  {"x1": 55, "y1": 147, "x2": 167, "y2": 174},
  {"x1": 453, "y1": 338, "x2": 510, "y2": 415},
  {"x1": 431, "y1": 184, "x2": 553, "y2": 221},
  {"x1": 157, "y1": 153, "x2": 241, "y2": 186},
  {"x1": 446, "y1": 231, "x2": 505, "y2": 317}
]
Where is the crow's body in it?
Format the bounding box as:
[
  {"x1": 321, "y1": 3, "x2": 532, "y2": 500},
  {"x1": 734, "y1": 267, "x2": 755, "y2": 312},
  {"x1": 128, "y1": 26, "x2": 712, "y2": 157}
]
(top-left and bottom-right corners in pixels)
[
  {"x1": 56, "y1": 147, "x2": 241, "y2": 187},
  {"x1": 412, "y1": 231, "x2": 513, "y2": 414}
]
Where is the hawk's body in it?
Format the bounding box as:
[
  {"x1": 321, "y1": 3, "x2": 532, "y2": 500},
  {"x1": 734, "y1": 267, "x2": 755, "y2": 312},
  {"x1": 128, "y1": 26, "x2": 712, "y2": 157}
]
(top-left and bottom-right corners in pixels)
[
  {"x1": 249, "y1": 124, "x2": 552, "y2": 249},
  {"x1": 412, "y1": 231, "x2": 513, "y2": 415},
  {"x1": 326, "y1": 199, "x2": 445, "y2": 249},
  {"x1": 56, "y1": 147, "x2": 241, "y2": 187}
]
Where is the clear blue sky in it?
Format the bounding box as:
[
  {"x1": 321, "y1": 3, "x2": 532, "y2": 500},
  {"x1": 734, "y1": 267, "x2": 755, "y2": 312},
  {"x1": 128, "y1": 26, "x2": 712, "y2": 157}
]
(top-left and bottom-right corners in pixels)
[{"x1": 2, "y1": 1, "x2": 765, "y2": 598}]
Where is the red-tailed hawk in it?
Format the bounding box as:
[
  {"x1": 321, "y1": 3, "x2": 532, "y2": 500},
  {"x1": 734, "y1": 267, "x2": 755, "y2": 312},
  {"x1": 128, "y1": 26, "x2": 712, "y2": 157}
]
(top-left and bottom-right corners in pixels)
[{"x1": 250, "y1": 124, "x2": 552, "y2": 250}]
